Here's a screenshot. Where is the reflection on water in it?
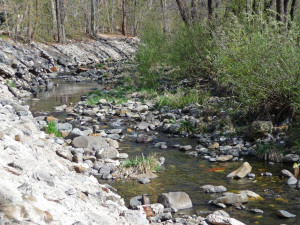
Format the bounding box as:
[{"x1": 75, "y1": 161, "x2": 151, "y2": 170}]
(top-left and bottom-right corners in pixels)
[
  {"x1": 26, "y1": 79, "x2": 103, "y2": 113},
  {"x1": 110, "y1": 136, "x2": 300, "y2": 225}
]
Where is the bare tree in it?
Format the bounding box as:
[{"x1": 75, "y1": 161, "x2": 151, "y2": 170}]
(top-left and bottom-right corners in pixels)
[
  {"x1": 175, "y1": 0, "x2": 189, "y2": 25},
  {"x1": 122, "y1": 0, "x2": 127, "y2": 36},
  {"x1": 161, "y1": 0, "x2": 167, "y2": 33},
  {"x1": 191, "y1": 0, "x2": 196, "y2": 23},
  {"x1": 208, "y1": 0, "x2": 213, "y2": 19},
  {"x1": 51, "y1": 0, "x2": 57, "y2": 40},
  {"x1": 290, "y1": 0, "x2": 298, "y2": 21},
  {"x1": 91, "y1": 0, "x2": 98, "y2": 37},
  {"x1": 283, "y1": 0, "x2": 290, "y2": 22},
  {"x1": 32, "y1": 0, "x2": 39, "y2": 41},
  {"x1": 276, "y1": 0, "x2": 284, "y2": 21},
  {"x1": 56, "y1": 0, "x2": 66, "y2": 43}
]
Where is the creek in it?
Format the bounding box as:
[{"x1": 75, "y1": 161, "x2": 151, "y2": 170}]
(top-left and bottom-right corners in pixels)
[{"x1": 27, "y1": 78, "x2": 300, "y2": 225}]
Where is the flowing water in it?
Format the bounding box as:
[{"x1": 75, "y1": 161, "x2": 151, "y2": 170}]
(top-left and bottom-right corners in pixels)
[{"x1": 28, "y1": 80, "x2": 300, "y2": 225}]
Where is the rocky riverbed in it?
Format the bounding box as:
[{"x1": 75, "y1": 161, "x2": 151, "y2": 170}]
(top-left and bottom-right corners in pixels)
[{"x1": 1, "y1": 37, "x2": 300, "y2": 225}]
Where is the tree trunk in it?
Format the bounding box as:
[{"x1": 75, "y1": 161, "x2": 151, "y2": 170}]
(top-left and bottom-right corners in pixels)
[
  {"x1": 276, "y1": 0, "x2": 284, "y2": 21},
  {"x1": 252, "y1": 0, "x2": 258, "y2": 14},
  {"x1": 122, "y1": 0, "x2": 127, "y2": 36},
  {"x1": 91, "y1": 0, "x2": 98, "y2": 36},
  {"x1": 283, "y1": 0, "x2": 290, "y2": 22},
  {"x1": 133, "y1": 0, "x2": 137, "y2": 35},
  {"x1": 290, "y1": 0, "x2": 298, "y2": 21},
  {"x1": 161, "y1": 0, "x2": 167, "y2": 33},
  {"x1": 27, "y1": 0, "x2": 32, "y2": 42},
  {"x1": 175, "y1": 0, "x2": 189, "y2": 25},
  {"x1": 56, "y1": 0, "x2": 66, "y2": 44},
  {"x1": 208, "y1": 0, "x2": 213, "y2": 19},
  {"x1": 191, "y1": 0, "x2": 196, "y2": 23},
  {"x1": 51, "y1": 0, "x2": 57, "y2": 40},
  {"x1": 32, "y1": 0, "x2": 39, "y2": 41}
]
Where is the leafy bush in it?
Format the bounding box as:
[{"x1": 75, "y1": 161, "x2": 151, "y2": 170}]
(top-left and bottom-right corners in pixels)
[
  {"x1": 87, "y1": 89, "x2": 129, "y2": 105},
  {"x1": 155, "y1": 88, "x2": 209, "y2": 109},
  {"x1": 121, "y1": 153, "x2": 161, "y2": 175},
  {"x1": 136, "y1": 23, "x2": 167, "y2": 89},
  {"x1": 214, "y1": 14, "x2": 300, "y2": 121},
  {"x1": 255, "y1": 142, "x2": 285, "y2": 162},
  {"x1": 45, "y1": 122, "x2": 62, "y2": 137},
  {"x1": 178, "y1": 120, "x2": 195, "y2": 133},
  {"x1": 6, "y1": 80, "x2": 16, "y2": 88},
  {"x1": 165, "y1": 24, "x2": 213, "y2": 78}
]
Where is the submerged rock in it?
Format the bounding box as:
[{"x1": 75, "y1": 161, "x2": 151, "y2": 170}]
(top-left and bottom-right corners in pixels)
[
  {"x1": 212, "y1": 192, "x2": 248, "y2": 205},
  {"x1": 277, "y1": 210, "x2": 296, "y2": 218},
  {"x1": 201, "y1": 185, "x2": 227, "y2": 193},
  {"x1": 136, "y1": 134, "x2": 153, "y2": 143},
  {"x1": 227, "y1": 162, "x2": 252, "y2": 179}
]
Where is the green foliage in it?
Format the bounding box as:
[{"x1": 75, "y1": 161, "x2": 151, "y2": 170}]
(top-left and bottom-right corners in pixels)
[
  {"x1": 178, "y1": 120, "x2": 195, "y2": 133},
  {"x1": 6, "y1": 80, "x2": 16, "y2": 88},
  {"x1": 155, "y1": 88, "x2": 209, "y2": 109},
  {"x1": 96, "y1": 63, "x2": 104, "y2": 68},
  {"x1": 136, "y1": 23, "x2": 213, "y2": 89},
  {"x1": 255, "y1": 142, "x2": 285, "y2": 162},
  {"x1": 87, "y1": 88, "x2": 129, "y2": 105},
  {"x1": 123, "y1": 153, "x2": 161, "y2": 174},
  {"x1": 165, "y1": 25, "x2": 213, "y2": 77},
  {"x1": 214, "y1": 14, "x2": 300, "y2": 119},
  {"x1": 45, "y1": 122, "x2": 62, "y2": 137},
  {"x1": 136, "y1": 23, "x2": 167, "y2": 89}
]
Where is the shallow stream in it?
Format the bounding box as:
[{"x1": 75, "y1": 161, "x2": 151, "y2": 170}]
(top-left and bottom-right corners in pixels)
[{"x1": 27, "y1": 79, "x2": 300, "y2": 225}]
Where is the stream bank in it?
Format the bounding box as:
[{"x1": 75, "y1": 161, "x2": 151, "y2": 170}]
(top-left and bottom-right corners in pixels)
[
  {"x1": 1, "y1": 37, "x2": 299, "y2": 225},
  {"x1": 27, "y1": 75, "x2": 300, "y2": 225}
]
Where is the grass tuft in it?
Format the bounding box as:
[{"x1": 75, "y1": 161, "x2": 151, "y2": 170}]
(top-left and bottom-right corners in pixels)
[
  {"x1": 120, "y1": 153, "x2": 161, "y2": 175},
  {"x1": 45, "y1": 122, "x2": 62, "y2": 137}
]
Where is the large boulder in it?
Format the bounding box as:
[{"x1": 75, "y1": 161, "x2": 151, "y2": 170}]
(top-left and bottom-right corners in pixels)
[
  {"x1": 286, "y1": 176, "x2": 297, "y2": 185},
  {"x1": 276, "y1": 210, "x2": 296, "y2": 218},
  {"x1": 280, "y1": 169, "x2": 294, "y2": 178},
  {"x1": 212, "y1": 192, "x2": 248, "y2": 205},
  {"x1": 65, "y1": 128, "x2": 85, "y2": 140},
  {"x1": 56, "y1": 123, "x2": 72, "y2": 133},
  {"x1": 227, "y1": 162, "x2": 252, "y2": 179},
  {"x1": 207, "y1": 214, "x2": 246, "y2": 225},
  {"x1": 136, "y1": 134, "x2": 153, "y2": 143},
  {"x1": 72, "y1": 136, "x2": 108, "y2": 148},
  {"x1": 283, "y1": 154, "x2": 300, "y2": 162},
  {"x1": 250, "y1": 121, "x2": 273, "y2": 138},
  {"x1": 95, "y1": 147, "x2": 119, "y2": 159},
  {"x1": 157, "y1": 192, "x2": 192, "y2": 210}
]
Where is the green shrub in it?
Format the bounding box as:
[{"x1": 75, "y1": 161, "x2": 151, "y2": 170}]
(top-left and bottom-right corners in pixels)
[
  {"x1": 6, "y1": 80, "x2": 16, "y2": 88},
  {"x1": 165, "y1": 24, "x2": 213, "y2": 78},
  {"x1": 214, "y1": 14, "x2": 300, "y2": 120},
  {"x1": 87, "y1": 89, "x2": 129, "y2": 105},
  {"x1": 122, "y1": 153, "x2": 161, "y2": 174},
  {"x1": 45, "y1": 122, "x2": 62, "y2": 137},
  {"x1": 136, "y1": 23, "x2": 167, "y2": 89},
  {"x1": 178, "y1": 120, "x2": 195, "y2": 133},
  {"x1": 255, "y1": 142, "x2": 285, "y2": 162},
  {"x1": 155, "y1": 88, "x2": 209, "y2": 109}
]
